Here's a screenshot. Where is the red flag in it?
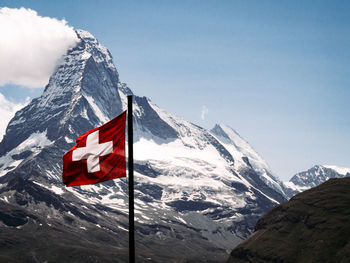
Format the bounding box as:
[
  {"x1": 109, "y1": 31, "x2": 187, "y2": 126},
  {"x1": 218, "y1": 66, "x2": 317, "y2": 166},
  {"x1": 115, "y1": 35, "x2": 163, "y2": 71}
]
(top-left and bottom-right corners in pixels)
[{"x1": 63, "y1": 111, "x2": 126, "y2": 187}]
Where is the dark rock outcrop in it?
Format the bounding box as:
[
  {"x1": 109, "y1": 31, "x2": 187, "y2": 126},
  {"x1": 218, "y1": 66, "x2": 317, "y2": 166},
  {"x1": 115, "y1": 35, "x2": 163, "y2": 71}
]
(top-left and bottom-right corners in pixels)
[{"x1": 226, "y1": 177, "x2": 350, "y2": 263}]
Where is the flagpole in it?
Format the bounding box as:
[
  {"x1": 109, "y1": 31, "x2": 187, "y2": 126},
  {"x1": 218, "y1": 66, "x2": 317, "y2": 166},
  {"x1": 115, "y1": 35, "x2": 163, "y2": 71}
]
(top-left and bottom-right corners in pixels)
[{"x1": 127, "y1": 95, "x2": 135, "y2": 263}]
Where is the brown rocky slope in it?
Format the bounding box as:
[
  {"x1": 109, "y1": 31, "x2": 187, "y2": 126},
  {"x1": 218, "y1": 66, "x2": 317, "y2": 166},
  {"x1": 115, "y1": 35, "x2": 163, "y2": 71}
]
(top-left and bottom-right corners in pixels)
[{"x1": 226, "y1": 177, "x2": 350, "y2": 263}]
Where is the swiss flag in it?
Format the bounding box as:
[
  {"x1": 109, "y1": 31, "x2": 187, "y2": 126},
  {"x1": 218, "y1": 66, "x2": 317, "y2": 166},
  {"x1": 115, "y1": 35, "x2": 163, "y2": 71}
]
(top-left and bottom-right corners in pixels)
[{"x1": 63, "y1": 111, "x2": 126, "y2": 187}]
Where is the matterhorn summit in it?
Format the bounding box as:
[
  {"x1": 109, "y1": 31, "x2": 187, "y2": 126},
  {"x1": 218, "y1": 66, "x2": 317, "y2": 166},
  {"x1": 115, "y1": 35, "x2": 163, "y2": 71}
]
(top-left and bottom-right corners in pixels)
[{"x1": 0, "y1": 30, "x2": 287, "y2": 262}]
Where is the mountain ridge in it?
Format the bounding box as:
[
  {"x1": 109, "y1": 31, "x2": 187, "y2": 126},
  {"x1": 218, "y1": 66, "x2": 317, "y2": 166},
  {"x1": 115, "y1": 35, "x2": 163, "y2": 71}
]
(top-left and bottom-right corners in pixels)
[
  {"x1": 284, "y1": 164, "x2": 350, "y2": 198},
  {"x1": 0, "y1": 29, "x2": 287, "y2": 262}
]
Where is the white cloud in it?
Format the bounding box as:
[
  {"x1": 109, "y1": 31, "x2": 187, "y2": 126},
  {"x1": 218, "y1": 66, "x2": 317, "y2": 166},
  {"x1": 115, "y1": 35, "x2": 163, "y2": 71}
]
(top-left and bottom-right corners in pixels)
[
  {"x1": 0, "y1": 7, "x2": 79, "y2": 88},
  {"x1": 201, "y1": 105, "x2": 208, "y2": 120},
  {"x1": 0, "y1": 92, "x2": 30, "y2": 141}
]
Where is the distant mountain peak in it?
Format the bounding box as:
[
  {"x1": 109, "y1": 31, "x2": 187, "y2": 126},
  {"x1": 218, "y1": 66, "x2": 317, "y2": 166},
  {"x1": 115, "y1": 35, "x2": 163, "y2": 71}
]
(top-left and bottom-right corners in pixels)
[{"x1": 284, "y1": 164, "x2": 350, "y2": 198}]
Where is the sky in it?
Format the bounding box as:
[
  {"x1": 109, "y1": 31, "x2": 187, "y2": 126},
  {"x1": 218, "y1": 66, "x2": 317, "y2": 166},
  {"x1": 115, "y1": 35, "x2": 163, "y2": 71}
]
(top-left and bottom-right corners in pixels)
[{"x1": 0, "y1": 1, "x2": 349, "y2": 181}]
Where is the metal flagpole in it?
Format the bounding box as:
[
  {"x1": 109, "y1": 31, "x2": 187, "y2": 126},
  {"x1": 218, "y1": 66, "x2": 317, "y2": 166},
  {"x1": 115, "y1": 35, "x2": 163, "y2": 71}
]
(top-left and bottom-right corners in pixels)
[{"x1": 127, "y1": 95, "x2": 135, "y2": 263}]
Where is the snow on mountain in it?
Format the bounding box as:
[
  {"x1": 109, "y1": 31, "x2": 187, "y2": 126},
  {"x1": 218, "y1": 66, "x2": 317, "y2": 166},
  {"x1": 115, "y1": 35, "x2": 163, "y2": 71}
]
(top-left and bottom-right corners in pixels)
[
  {"x1": 284, "y1": 164, "x2": 350, "y2": 198},
  {"x1": 211, "y1": 124, "x2": 286, "y2": 196},
  {"x1": 0, "y1": 29, "x2": 287, "y2": 262},
  {"x1": 0, "y1": 130, "x2": 53, "y2": 177},
  {"x1": 323, "y1": 165, "x2": 350, "y2": 176}
]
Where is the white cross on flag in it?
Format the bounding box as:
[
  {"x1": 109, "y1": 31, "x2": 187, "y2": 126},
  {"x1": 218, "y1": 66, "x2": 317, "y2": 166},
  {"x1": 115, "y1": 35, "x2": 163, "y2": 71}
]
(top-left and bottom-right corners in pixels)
[{"x1": 63, "y1": 111, "x2": 126, "y2": 186}]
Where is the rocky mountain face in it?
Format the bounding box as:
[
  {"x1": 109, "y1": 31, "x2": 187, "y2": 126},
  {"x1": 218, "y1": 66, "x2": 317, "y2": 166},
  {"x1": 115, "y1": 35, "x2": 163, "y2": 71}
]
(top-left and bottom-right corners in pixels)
[
  {"x1": 284, "y1": 165, "x2": 350, "y2": 198},
  {"x1": 226, "y1": 177, "x2": 350, "y2": 263},
  {"x1": 0, "y1": 30, "x2": 288, "y2": 262}
]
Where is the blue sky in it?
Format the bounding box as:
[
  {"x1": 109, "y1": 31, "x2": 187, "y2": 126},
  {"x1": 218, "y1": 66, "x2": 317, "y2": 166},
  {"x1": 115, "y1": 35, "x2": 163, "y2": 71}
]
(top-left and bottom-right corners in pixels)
[{"x1": 0, "y1": 1, "x2": 349, "y2": 180}]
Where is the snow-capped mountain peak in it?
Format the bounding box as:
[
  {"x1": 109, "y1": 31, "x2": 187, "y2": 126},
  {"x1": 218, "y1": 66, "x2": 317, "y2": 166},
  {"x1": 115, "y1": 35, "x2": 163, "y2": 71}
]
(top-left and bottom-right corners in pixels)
[
  {"x1": 75, "y1": 29, "x2": 115, "y2": 70},
  {"x1": 0, "y1": 29, "x2": 288, "y2": 261},
  {"x1": 284, "y1": 164, "x2": 350, "y2": 198},
  {"x1": 211, "y1": 124, "x2": 269, "y2": 170},
  {"x1": 211, "y1": 123, "x2": 286, "y2": 196}
]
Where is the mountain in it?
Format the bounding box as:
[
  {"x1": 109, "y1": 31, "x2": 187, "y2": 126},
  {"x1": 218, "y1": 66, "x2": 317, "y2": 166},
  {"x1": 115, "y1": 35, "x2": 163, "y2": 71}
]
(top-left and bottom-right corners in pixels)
[
  {"x1": 284, "y1": 165, "x2": 350, "y2": 198},
  {"x1": 226, "y1": 177, "x2": 350, "y2": 263},
  {"x1": 0, "y1": 30, "x2": 287, "y2": 262},
  {"x1": 211, "y1": 124, "x2": 285, "y2": 196}
]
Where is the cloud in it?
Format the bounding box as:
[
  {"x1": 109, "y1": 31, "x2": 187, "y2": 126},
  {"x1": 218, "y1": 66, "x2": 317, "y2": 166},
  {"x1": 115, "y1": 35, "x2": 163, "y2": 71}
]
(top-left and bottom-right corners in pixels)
[
  {"x1": 201, "y1": 105, "x2": 208, "y2": 120},
  {"x1": 0, "y1": 92, "x2": 30, "y2": 141},
  {"x1": 0, "y1": 7, "x2": 79, "y2": 88}
]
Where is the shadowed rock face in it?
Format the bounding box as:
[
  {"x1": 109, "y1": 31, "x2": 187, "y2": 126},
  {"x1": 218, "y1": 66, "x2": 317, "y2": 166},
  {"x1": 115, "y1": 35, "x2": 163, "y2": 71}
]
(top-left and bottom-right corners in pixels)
[{"x1": 226, "y1": 177, "x2": 350, "y2": 263}]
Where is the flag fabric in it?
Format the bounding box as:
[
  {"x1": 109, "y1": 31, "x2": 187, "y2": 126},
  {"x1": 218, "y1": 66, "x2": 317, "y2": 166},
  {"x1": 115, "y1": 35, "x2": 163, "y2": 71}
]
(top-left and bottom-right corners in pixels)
[{"x1": 63, "y1": 111, "x2": 126, "y2": 187}]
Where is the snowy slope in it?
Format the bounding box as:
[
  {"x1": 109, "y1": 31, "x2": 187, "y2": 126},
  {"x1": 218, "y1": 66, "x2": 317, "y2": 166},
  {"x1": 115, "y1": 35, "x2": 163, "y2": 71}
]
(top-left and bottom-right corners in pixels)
[
  {"x1": 0, "y1": 29, "x2": 287, "y2": 262},
  {"x1": 211, "y1": 124, "x2": 286, "y2": 196}
]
